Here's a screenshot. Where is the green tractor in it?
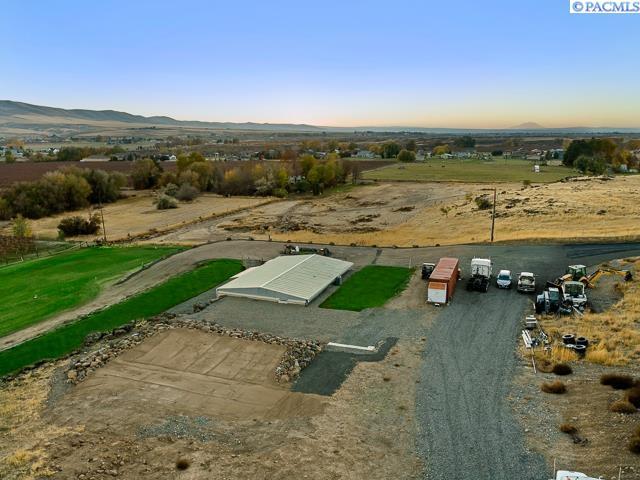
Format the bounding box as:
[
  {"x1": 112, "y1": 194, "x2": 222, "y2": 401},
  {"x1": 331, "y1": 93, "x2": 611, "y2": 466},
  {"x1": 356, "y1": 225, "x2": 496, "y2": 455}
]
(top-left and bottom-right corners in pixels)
[{"x1": 565, "y1": 265, "x2": 587, "y2": 282}]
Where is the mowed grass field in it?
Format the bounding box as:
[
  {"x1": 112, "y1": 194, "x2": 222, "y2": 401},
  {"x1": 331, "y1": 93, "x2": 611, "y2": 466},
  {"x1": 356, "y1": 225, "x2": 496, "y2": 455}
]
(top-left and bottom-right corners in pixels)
[
  {"x1": 321, "y1": 265, "x2": 413, "y2": 311},
  {"x1": 0, "y1": 259, "x2": 243, "y2": 377},
  {"x1": 0, "y1": 246, "x2": 183, "y2": 337},
  {"x1": 363, "y1": 158, "x2": 574, "y2": 183}
]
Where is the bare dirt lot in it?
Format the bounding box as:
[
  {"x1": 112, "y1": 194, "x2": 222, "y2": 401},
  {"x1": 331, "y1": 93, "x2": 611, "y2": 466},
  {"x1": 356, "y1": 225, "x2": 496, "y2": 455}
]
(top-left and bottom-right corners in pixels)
[
  {"x1": 0, "y1": 329, "x2": 423, "y2": 480},
  {"x1": 513, "y1": 362, "x2": 640, "y2": 479},
  {"x1": 145, "y1": 176, "x2": 640, "y2": 248},
  {"x1": 272, "y1": 176, "x2": 640, "y2": 246},
  {"x1": 59, "y1": 329, "x2": 325, "y2": 422},
  {"x1": 17, "y1": 192, "x2": 272, "y2": 242},
  {"x1": 150, "y1": 182, "x2": 483, "y2": 245}
]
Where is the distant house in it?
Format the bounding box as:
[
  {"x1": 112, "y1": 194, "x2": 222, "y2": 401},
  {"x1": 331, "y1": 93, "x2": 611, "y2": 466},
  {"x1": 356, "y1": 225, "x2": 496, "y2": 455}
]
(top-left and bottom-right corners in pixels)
[
  {"x1": 548, "y1": 148, "x2": 564, "y2": 160},
  {"x1": 80, "y1": 154, "x2": 110, "y2": 162},
  {"x1": 355, "y1": 150, "x2": 375, "y2": 159},
  {"x1": 526, "y1": 153, "x2": 543, "y2": 161}
]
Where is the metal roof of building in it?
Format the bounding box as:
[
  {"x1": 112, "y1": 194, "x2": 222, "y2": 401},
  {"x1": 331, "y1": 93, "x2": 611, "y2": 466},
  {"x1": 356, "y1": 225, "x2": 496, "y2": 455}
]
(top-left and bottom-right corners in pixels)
[{"x1": 217, "y1": 254, "x2": 353, "y2": 304}]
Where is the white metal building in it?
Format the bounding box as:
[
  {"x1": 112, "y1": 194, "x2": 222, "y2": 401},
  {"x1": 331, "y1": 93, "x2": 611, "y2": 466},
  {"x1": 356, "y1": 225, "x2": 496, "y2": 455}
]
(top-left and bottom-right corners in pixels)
[{"x1": 216, "y1": 254, "x2": 353, "y2": 305}]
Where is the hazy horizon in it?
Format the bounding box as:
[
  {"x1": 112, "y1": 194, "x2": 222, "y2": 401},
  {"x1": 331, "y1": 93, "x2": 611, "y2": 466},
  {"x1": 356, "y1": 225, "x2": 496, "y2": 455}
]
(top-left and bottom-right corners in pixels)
[{"x1": 3, "y1": 0, "x2": 639, "y2": 129}]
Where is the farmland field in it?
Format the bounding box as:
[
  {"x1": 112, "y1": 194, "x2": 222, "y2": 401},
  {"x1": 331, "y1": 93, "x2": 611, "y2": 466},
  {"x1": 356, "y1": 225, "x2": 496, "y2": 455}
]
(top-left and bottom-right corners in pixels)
[
  {"x1": 0, "y1": 258, "x2": 243, "y2": 377},
  {"x1": 321, "y1": 265, "x2": 413, "y2": 311},
  {"x1": 363, "y1": 158, "x2": 574, "y2": 183},
  {"x1": 0, "y1": 161, "x2": 165, "y2": 188},
  {"x1": 0, "y1": 245, "x2": 183, "y2": 337}
]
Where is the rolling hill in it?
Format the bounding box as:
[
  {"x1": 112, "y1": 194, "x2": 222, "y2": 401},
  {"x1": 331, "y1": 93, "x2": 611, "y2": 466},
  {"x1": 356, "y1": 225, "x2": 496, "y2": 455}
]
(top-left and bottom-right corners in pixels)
[{"x1": 0, "y1": 100, "x2": 322, "y2": 135}]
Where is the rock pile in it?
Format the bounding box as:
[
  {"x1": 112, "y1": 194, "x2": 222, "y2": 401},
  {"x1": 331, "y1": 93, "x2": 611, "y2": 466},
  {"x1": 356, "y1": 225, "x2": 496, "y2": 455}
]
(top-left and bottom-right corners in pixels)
[{"x1": 64, "y1": 314, "x2": 324, "y2": 385}]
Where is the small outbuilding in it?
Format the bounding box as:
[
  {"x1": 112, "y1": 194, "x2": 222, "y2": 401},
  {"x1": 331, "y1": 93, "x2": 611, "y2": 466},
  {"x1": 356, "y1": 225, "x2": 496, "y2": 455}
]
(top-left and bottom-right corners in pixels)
[{"x1": 216, "y1": 254, "x2": 353, "y2": 305}]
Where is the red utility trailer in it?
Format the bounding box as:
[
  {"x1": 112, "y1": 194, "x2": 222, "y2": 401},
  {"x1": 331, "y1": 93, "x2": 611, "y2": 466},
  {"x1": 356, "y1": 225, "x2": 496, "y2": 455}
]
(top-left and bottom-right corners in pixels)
[{"x1": 427, "y1": 257, "x2": 459, "y2": 304}]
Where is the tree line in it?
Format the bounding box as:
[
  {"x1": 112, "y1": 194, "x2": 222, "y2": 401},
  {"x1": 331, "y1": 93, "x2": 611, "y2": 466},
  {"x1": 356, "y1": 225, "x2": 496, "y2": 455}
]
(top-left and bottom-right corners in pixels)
[
  {"x1": 0, "y1": 167, "x2": 125, "y2": 220},
  {"x1": 564, "y1": 138, "x2": 639, "y2": 175},
  {"x1": 0, "y1": 154, "x2": 359, "y2": 220},
  {"x1": 130, "y1": 152, "x2": 356, "y2": 200}
]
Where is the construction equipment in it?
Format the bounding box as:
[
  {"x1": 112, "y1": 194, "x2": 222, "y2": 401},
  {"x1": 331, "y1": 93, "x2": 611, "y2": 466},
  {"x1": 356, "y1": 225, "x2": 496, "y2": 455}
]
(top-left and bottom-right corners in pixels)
[
  {"x1": 282, "y1": 244, "x2": 331, "y2": 257},
  {"x1": 421, "y1": 262, "x2": 436, "y2": 280},
  {"x1": 583, "y1": 267, "x2": 633, "y2": 287},
  {"x1": 562, "y1": 280, "x2": 588, "y2": 309},
  {"x1": 517, "y1": 272, "x2": 536, "y2": 293},
  {"x1": 535, "y1": 285, "x2": 573, "y2": 315},
  {"x1": 535, "y1": 287, "x2": 561, "y2": 314},
  {"x1": 466, "y1": 258, "x2": 492, "y2": 292},
  {"x1": 561, "y1": 264, "x2": 632, "y2": 287}
]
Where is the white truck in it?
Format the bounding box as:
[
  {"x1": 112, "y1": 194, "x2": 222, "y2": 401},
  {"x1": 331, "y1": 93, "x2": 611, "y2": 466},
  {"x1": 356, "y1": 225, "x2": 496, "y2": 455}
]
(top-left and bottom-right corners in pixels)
[
  {"x1": 517, "y1": 272, "x2": 536, "y2": 293},
  {"x1": 466, "y1": 258, "x2": 492, "y2": 292}
]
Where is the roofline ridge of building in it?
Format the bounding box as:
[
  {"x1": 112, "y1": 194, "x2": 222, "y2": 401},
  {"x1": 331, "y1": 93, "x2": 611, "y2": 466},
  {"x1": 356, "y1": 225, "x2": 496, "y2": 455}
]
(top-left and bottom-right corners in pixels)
[{"x1": 260, "y1": 254, "x2": 315, "y2": 287}]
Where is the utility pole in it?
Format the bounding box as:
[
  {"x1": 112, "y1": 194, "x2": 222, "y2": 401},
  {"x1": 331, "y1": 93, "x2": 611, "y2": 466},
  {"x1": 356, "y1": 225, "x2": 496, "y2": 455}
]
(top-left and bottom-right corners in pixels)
[
  {"x1": 98, "y1": 190, "x2": 107, "y2": 244},
  {"x1": 490, "y1": 187, "x2": 497, "y2": 243}
]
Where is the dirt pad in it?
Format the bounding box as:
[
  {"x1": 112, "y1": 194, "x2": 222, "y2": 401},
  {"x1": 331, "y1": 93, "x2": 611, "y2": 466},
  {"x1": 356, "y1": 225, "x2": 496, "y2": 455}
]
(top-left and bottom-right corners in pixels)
[
  {"x1": 1, "y1": 334, "x2": 422, "y2": 479},
  {"x1": 53, "y1": 329, "x2": 324, "y2": 424}
]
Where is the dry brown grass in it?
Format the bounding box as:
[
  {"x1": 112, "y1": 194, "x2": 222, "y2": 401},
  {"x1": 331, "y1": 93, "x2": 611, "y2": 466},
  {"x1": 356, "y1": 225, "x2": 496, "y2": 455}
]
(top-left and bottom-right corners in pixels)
[
  {"x1": 626, "y1": 386, "x2": 640, "y2": 408},
  {"x1": 630, "y1": 437, "x2": 640, "y2": 454},
  {"x1": 559, "y1": 423, "x2": 577, "y2": 435},
  {"x1": 273, "y1": 176, "x2": 640, "y2": 247},
  {"x1": 609, "y1": 399, "x2": 637, "y2": 414},
  {"x1": 543, "y1": 260, "x2": 640, "y2": 366},
  {"x1": 541, "y1": 380, "x2": 567, "y2": 394},
  {"x1": 552, "y1": 363, "x2": 573, "y2": 376},
  {"x1": 600, "y1": 373, "x2": 636, "y2": 390},
  {"x1": 6, "y1": 192, "x2": 273, "y2": 242},
  {"x1": 0, "y1": 365, "x2": 80, "y2": 479},
  {"x1": 531, "y1": 346, "x2": 579, "y2": 367}
]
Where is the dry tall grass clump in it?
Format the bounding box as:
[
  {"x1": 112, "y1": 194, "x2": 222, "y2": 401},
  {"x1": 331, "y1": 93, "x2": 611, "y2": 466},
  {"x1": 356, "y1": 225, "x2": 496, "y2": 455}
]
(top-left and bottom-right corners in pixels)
[
  {"x1": 552, "y1": 363, "x2": 573, "y2": 376},
  {"x1": 531, "y1": 347, "x2": 578, "y2": 369},
  {"x1": 626, "y1": 386, "x2": 640, "y2": 408},
  {"x1": 630, "y1": 437, "x2": 640, "y2": 454},
  {"x1": 559, "y1": 423, "x2": 577, "y2": 435},
  {"x1": 609, "y1": 399, "x2": 637, "y2": 414},
  {"x1": 541, "y1": 380, "x2": 567, "y2": 394},
  {"x1": 600, "y1": 373, "x2": 636, "y2": 390}
]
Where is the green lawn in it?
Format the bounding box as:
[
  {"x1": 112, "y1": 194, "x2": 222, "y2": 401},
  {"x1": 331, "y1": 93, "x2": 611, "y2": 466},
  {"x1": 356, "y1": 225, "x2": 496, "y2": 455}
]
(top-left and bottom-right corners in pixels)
[
  {"x1": 320, "y1": 265, "x2": 413, "y2": 311},
  {"x1": 0, "y1": 259, "x2": 243, "y2": 377},
  {"x1": 363, "y1": 158, "x2": 574, "y2": 183},
  {"x1": 0, "y1": 246, "x2": 184, "y2": 337}
]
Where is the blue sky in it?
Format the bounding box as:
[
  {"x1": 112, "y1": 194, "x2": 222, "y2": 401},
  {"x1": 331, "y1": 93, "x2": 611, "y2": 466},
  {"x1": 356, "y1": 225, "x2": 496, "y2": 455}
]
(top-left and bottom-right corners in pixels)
[{"x1": 2, "y1": 0, "x2": 639, "y2": 127}]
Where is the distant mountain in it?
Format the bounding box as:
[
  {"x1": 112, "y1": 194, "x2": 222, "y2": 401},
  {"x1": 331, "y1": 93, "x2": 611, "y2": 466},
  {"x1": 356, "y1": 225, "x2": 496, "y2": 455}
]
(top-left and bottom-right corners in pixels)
[
  {"x1": 0, "y1": 100, "x2": 322, "y2": 134},
  {"x1": 509, "y1": 122, "x2": 545, "y2": 129},
  {"x1": 1, "y1": 100, "x2": 639, "y2": 137}
]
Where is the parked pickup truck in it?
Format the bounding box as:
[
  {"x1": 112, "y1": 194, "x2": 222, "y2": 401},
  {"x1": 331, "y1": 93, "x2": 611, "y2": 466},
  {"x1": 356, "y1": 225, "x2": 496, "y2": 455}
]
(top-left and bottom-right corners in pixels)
[{"x1": 517, "y1": 272, "x2": 536, "y2": 293}]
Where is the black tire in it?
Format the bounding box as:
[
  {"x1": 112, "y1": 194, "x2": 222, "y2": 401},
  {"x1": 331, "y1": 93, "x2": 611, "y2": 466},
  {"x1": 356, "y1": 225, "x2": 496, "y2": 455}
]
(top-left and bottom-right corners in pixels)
[
  {"x1": 562, "y1": 334, "x2": 576, "y2": 345},
  {"x1": 575, "y1": 336, "x2": 589, "y2": 347},
  {"x1": 574, "y1": 344, "x2": 587, "y2": 356}
]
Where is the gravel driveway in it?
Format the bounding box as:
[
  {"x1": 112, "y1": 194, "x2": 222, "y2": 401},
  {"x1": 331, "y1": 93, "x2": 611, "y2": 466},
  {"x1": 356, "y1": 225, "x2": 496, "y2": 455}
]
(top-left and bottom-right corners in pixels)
[{"x1": 416, "y1": 287, "x2": 547, "y2": 479}]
